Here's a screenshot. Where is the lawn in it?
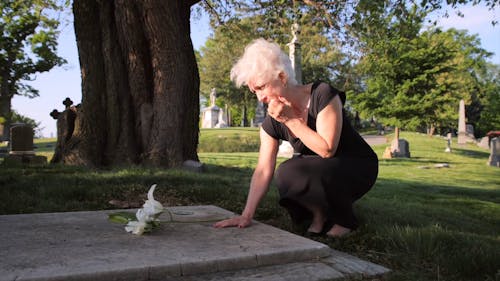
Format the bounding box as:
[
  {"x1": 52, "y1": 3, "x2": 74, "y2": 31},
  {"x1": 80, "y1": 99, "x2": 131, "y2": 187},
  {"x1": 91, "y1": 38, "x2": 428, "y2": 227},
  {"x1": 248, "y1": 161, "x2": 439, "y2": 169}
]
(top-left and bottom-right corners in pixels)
[{"x1": 0, "y1": 130, "x2": 498, "y2": 281}]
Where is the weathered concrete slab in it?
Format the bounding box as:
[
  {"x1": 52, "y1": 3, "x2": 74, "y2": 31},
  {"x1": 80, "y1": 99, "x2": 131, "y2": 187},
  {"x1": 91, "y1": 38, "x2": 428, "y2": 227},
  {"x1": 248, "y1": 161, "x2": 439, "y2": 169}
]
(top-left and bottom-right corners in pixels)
[{"x1": 0, "y1": 205, "x2": 389, "y2": 281}]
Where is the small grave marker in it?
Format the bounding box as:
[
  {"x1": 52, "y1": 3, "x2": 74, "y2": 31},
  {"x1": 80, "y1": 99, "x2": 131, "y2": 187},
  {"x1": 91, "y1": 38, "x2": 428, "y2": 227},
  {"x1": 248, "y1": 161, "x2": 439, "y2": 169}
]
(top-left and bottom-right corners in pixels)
[{"x1": 487, "y1": 137, "x2": 499, "y2": 167}]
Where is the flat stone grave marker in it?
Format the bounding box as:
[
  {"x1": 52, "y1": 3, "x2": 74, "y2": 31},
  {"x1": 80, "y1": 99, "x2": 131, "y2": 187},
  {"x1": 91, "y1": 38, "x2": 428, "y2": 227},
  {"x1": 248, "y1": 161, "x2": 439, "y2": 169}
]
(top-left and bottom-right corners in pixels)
[{"x1": 0, "y1": 205, "x2": 389, "y2": 281}]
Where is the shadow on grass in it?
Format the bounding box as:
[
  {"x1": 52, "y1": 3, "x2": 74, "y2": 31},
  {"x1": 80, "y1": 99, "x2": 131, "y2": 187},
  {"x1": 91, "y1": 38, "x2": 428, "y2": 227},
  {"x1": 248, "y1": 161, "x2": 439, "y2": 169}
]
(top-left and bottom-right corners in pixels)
[
  {"x1": 373, "y1": 177, "x2": 500, "y2": 204},
  {"x1": 349, "y1": 177, "x2": 500, "y2": 281},
  {"x1": 379, "y1": 157, "x2": 454, "y2": 165},
  {"x1": 0, "y1": 163, "x2": 254, "y2": 215},
  {"x1": 453, "y1": 147, "x2": 490, "y2": 159}
]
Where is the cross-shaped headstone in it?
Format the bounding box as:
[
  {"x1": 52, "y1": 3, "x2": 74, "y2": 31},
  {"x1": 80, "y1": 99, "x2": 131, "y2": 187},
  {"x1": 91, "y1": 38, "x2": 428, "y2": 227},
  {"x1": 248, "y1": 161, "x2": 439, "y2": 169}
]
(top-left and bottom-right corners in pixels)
[
  {"x1": 63, "y1": 98, "x2": 73, "y2": 109},
  {"x1": 50, "y1": 109, "x2": 60, "y2": 120}
]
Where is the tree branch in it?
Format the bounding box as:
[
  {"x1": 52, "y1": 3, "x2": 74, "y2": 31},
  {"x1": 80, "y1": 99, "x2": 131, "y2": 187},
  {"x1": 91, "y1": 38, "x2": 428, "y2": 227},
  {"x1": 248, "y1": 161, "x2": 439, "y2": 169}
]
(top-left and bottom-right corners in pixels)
[{"x1": 302, "y1": 0, "x2": 334, "y2": 28}]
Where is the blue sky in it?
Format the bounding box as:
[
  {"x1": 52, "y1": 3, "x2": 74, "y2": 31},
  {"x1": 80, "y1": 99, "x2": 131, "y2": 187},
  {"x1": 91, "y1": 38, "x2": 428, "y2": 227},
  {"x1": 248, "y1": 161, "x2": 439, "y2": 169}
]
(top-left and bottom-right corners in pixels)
[{"x1": 12, "y1": 4, "x2": 499, "y2": 138}]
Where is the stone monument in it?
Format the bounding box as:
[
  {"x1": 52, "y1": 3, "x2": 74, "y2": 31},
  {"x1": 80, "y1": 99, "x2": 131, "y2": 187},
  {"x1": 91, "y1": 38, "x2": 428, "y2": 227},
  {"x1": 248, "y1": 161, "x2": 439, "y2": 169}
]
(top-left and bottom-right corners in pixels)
[
  {"x1": 50, "y1": 98, "x2": 78, "y2": 164},
  {"x1": 487, "y1": 137, "x2": 499, "y2": 167},
  {"x1": 457, "y1": 99, "x2": 475, "y2": 144},
  {"x1": 278, "y1": 23, "x2": 302, "y2": 158},
  {"x1": 478, "y1": 136, "x2": 490, "y2": 150},
  {"x1": 215, "y1": 104, "x2": 228, "y2": 128},
  {"x1": 3, "y1": 124, "x2": 47, "y2": 165},
  {"x1": 252, "y1": 101, "x2": 266, "y2": 127},
  {"x1": 201, "y1": 88, "x2": 223, "y2": 128},
  {"x1": 383, "y1": 127, "x2": 410, "y2": 158},
  {"x1": 9, "y1": 123, "x2": 34, "y2": 154},
  {"x1": 288, "y1": 23, "x2": 302, "y2": 85},
  {"x1": 445, "y1": 133, "x2": 452, "y2": 153}
]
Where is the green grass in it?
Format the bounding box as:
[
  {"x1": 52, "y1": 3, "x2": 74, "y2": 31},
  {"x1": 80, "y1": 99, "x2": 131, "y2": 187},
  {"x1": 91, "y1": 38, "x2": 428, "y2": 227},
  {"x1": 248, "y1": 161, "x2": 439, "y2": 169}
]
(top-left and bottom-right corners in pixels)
[
  {"x1": 0, "y1": 130, "x2": 499, "y2": 281},
  {"x1": 198, "y1": 127, "x2": 260, "y2": 152}
]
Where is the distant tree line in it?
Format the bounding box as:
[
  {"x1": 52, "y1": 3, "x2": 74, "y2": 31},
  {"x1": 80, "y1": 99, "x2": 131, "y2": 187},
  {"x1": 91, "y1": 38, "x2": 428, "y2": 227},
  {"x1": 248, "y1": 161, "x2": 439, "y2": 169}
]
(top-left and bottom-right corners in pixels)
[{"x1": 197, "y1": 1, "x2": 499, "y2": 137}]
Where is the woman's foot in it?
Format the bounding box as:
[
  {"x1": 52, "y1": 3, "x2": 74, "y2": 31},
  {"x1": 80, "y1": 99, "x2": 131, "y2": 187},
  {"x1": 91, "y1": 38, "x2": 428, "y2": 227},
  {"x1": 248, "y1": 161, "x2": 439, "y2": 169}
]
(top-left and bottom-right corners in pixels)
[
  {"x1": 307, "y1": 214, "x2": 326, "y2": 234},
  {"x1": 326, "y1": 224, "x2": 351, "y2": 238}
]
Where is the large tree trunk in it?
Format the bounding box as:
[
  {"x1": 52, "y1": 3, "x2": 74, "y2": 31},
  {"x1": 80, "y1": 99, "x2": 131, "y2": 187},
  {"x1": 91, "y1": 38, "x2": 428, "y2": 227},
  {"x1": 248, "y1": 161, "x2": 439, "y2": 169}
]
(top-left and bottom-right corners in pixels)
[
  {"x1": 60, "y1": 0, "x2": 200, "y2": 167},
  {"x1": 0, "y1": 67, "x2": 13, "y2": 141},
  {"x1": 0, "y1": 96, "x2": 12, "y2": 141}
]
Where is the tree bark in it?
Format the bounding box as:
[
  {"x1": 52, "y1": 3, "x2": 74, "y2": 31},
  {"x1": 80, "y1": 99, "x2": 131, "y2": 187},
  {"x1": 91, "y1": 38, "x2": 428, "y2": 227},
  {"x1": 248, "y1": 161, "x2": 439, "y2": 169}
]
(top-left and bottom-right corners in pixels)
[
  {"x1": 0, "y1": 65, "x2": 13, "y2": 141},
  {"x1": 62, "y1": 0, "x2": 200, "y2": 167},
  {"x1": 0, "y1": 96, "x2": 12, "y2": 141}
]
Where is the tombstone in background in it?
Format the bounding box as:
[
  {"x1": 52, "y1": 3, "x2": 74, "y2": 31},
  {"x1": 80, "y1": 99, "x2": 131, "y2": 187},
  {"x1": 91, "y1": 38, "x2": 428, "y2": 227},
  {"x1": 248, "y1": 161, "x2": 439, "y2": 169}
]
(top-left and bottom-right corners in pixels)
[
  {"x1": 9, "y1": 124, "x2": 34, "y2": 154},
  {"x1": 444, "y1": 133, "x2": 452, "y2": 153},
  {"x1": 466, "y1": 124, "x2": 475, "y2": 137},
  {"x1": 201, "y1": 88, "x2": 222, "y2": 128},
  {"x1": 252, "y1": 101, "x2": 266, "y2": 127},
  {"x1": 50, "y1": 98, "x2": 78, "y2": 164},
  {"x1": 478, "y1": 137, "x2": 490, "y2": 150},
  {"x1": 457, "y1": 99, "x2": 476, "y2": 144},
  {"x1": 287, "y1": 23, "x2": 302, "y2": 85},
  {"x1": 383, "y1": 127, "x2": 410, "y2": 158},
  {"x1": 3, "y1": 124, "x2": 47, "y2": 165},
  {"x1": 278, "y1": 23, "x2": 302, "y2": 158},
  {"x1": 487, "y1": 137, "x2": 499, "y2": 167},
  {"x1": 457, "y1": 99, "x2": 466, "y2": 144},
  {"x1": 215, "y1": 106, "x2": 228, "y2": 128}
]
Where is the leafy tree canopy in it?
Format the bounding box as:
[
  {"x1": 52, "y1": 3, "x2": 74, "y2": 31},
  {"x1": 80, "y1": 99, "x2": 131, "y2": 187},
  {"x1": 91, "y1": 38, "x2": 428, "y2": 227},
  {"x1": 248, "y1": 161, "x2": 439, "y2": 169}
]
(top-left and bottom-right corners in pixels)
[
  {"x1": 1, "y1": 0, "x2": 66, "y2": 139},
  {"x1": 352, "y1": 26, "x2": 492, "y2": 133},
  {"x1": 0, "y1": 0, "x2": 67, "y2": 100}
]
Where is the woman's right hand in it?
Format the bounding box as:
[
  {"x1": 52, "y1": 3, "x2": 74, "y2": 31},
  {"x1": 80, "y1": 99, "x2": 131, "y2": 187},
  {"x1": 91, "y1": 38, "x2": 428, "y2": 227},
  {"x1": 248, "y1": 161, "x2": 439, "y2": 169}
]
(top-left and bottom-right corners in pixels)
[{"x1": 213, "y1": 215, "x2": 252, "y2": 228}]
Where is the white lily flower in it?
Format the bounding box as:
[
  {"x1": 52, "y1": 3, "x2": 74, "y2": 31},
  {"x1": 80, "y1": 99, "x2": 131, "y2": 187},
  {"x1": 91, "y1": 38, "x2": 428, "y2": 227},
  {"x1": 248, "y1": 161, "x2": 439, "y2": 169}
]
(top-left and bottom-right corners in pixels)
[
  {"x1": 142, "y1": 184, "x2": 163, "y2": 217},
  {"x1": 125, "y1": 220, "x2": 148, "y2": 235},
  {"x1": 135, "y1": 208, "x2": 151, "y2": 222}
]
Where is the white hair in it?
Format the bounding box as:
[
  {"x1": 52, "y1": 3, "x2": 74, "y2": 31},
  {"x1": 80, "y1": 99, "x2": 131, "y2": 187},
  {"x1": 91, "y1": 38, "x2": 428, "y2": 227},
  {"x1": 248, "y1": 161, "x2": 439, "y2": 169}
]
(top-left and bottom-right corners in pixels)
[{"x1": 230, "y1": 38, "x2": 297, "y2": 88}]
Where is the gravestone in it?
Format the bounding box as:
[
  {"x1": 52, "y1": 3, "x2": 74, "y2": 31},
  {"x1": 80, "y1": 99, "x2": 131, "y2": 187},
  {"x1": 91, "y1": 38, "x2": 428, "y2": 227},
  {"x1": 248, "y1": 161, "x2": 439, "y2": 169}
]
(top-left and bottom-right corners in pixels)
[
  {"x1": 50, "y1": 98, "x2": 78, "y2": 164},
  {"x1": 287, "y1": 23, "x2": 302, "y2": 85},
  {"x1": 9, "y1": 124, "x2": 34, "y2": 154},
  {"x1": 478, "y1": 137, "x2": 490, "y2": 150},
  {"x1": 252, "y1": 101, "x2": 266, "y2": 127},
  {"x1": 457, "y1": 99, "x2": 475, "y2": 144},
  {"x1": 383, "y1": 127, "x2": 410, "y2": 158},
  {"x1": 215, "y1": 105, "x2": 228, "y2": 128},
  {"x1": 457, "y1": 99, "x2": 466, "y2": 144},
  {"x1": 278, "y1": 23, "x2": 302, "y2": 158},
  {"x1": 183, "y1": 159, "x2": 205, "y2": 173},
  {"x1": 445, "y1": 133, "x2": 452, "y2": 153},
  {"x1": 466, "y1": 124, "x2": 475, "y2": 137},
  {"x1": 4, "y1": 124, "x2": 47, "y2": 165},
  {"x1": 201, "y1": 88, "x2": 222, "y2": 128},
  {"x1": 487, "y1": 137, "x2": 499, "y2": 167}
]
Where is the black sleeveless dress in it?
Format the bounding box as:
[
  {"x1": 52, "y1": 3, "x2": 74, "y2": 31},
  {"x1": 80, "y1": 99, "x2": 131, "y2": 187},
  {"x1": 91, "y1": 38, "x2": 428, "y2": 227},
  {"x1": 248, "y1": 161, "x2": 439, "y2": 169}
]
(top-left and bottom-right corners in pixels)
[{"x1": 262, "y1": 82, "x2": 378, "y2": 230}]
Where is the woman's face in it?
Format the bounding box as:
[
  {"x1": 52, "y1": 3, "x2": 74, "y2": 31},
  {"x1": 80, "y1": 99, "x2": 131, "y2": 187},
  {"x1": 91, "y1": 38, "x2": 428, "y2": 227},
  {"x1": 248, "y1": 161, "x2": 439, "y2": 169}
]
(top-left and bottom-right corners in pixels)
[{"x1": 249, "y1": 75, "x2": 286, "y2": 104}]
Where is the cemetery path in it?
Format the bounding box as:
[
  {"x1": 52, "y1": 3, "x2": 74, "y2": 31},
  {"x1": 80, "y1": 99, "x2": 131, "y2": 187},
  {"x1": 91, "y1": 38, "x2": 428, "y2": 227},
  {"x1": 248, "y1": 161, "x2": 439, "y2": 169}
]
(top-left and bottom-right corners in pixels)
[{"x1": 363, "y1": 135, "x2": 388, "y2": 146}]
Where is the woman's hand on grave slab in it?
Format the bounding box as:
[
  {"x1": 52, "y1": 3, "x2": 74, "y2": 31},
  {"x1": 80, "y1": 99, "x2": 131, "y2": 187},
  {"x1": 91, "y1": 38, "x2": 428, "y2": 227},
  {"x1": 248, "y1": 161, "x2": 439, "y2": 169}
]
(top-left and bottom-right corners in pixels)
[{"x1": 213, "y1": 215, "x2": 252, "y2": 228}]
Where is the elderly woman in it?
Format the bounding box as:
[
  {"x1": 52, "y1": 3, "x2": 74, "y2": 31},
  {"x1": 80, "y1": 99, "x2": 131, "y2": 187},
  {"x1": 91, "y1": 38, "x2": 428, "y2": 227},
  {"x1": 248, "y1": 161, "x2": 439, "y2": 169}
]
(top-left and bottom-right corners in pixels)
[{"x1": 214, "y1": 38, "x2": 378, "y2": 237}]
